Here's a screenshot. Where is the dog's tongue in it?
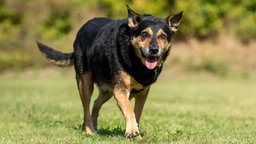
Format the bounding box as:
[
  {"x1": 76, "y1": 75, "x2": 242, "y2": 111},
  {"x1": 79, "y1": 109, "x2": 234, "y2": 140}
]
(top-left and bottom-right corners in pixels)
[{"x1": 145, "y1": 58, "x2": 158, "y2": 70}]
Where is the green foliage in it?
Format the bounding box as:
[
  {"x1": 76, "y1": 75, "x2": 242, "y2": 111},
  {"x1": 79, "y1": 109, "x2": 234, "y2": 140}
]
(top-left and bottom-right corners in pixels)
[
  {"x1": 0, "y1": 4, "x2": 22, "y2": 25},
  {"x1": 176, "y1": 0, "x2": 223, "y2": 39},
  {"x1": 236, "y1": 13, "x2": 256, "y2": 43},
  {"x1": 40, "y1": 8, "x2": 72, "y2": 39},
  {"x1": 97, "y1": 0, "x2": 256, "y2": 41},
  {"x1": 0, "y1": 1, "x2": 23, "y2": 42}
]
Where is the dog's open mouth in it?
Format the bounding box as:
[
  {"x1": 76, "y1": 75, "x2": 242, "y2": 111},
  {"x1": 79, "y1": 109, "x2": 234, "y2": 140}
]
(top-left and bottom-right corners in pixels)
[
  {"x1": 145, "y1": 56, "x2": 159, "y2": 70},
  {"x1": 140, "y1": 49, "x2": 159, "y2": 70}
]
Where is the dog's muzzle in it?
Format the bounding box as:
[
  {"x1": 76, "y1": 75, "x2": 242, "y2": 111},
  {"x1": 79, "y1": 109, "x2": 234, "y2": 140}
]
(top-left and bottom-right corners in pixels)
[{"x1": 140, "y1": 47, "x2": 161, "y2": 70}]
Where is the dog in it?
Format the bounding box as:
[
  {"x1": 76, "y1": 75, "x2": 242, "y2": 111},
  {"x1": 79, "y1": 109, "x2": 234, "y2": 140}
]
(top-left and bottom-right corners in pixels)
[{"x1": 36, "y1": 5, "x2": 182, "y2": 138}]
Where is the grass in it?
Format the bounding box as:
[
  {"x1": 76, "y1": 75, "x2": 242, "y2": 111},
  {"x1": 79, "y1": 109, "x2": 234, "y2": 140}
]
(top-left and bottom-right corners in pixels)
[{"x1": 0, "y1": 69, "x2": 256, "y2": 143}]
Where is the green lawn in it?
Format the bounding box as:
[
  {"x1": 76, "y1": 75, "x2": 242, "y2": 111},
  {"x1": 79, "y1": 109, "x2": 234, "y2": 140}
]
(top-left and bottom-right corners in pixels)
[{"x1": 0, "y1": 69, "x2": 256, "y2": 143}]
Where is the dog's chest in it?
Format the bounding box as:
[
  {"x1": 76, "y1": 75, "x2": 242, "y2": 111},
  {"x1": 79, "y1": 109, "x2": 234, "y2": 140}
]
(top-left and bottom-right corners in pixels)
[{"x1": 97, "y1": 71, "x2": 147, "y2": 97}]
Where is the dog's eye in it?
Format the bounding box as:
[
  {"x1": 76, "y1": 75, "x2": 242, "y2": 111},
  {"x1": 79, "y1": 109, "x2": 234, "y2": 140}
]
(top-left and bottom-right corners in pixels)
[
  {"x1": 158, "y1": 34, "x2": 167, "y2": 40},
  {"x1": 140, "y1": 32, "x2": 150, "y2": 38}
]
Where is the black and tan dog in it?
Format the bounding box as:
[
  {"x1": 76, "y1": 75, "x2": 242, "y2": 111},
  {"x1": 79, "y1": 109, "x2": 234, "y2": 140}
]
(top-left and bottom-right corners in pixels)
[{"x1": 36, "y1": 5, "x2": 182, "y2": 138}]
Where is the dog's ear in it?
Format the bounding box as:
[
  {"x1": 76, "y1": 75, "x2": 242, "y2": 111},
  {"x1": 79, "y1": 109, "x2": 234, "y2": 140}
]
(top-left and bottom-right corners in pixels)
[
  {"x1": 166, "y1": 11, "x2": 183, "y2": 32},
  {"x1": 126, "y1": 5, "x2": 141, "y2": 29}
]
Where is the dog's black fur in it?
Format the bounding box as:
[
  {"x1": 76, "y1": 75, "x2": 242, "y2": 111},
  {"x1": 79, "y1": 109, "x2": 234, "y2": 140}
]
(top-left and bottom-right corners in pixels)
[{"x1": 37, "y1": 5, "x2": 182, "y2": 138}]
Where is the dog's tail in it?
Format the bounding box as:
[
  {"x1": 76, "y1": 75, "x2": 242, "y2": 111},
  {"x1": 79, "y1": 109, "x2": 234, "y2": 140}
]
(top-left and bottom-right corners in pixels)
[{"x1": 36, "y1": 41, "x2": 74, "y2": 67}]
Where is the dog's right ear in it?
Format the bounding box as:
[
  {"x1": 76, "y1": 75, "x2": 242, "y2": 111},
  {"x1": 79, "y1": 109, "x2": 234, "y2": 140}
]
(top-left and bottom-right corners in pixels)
[{"x1": 126, "y1": 5, "x2": 141, "y2": 29}]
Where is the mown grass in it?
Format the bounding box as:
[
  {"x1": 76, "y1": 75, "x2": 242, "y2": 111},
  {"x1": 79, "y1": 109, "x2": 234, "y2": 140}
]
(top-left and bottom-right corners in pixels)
[{"x1": 0, "y1": 69, "x2": 256, "y2": 143}]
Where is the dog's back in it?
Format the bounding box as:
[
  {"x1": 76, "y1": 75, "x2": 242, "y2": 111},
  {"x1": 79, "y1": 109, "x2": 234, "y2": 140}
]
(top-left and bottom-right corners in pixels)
[
  {"x1": 74, "y1": 18, "x2": 113, "y2": 50},
  {"x1": 73, "y1": 18, "x2": 128, "y2": 79}
]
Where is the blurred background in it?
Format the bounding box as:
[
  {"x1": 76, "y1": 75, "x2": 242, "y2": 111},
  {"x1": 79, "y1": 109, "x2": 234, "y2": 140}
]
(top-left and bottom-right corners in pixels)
[{"x1": 0, "y1": 0, "x2": 256, "y2": 78}]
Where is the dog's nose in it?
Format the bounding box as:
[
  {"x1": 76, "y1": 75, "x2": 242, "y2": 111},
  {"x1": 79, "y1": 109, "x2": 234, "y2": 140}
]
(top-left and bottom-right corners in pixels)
[{"x1": 149, "y1": 47, "x2": 159, "y2": 54}]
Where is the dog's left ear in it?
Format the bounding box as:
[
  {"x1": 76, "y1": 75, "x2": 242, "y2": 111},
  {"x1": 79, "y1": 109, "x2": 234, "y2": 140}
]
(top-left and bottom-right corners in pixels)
[
  {"x1": 166, "y1": 11, "x2": 183, "y2": 32},
  {"x1": 126, "y1": 5, "x2": 141, "y2": 29}
]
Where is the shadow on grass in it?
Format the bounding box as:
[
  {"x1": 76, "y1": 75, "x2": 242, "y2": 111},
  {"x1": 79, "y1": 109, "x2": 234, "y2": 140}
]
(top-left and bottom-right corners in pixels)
[
  {"x1": 73, "y1": 123, "x2": 124, "y2": 137},
  {"x1": 98, "y1": 127, "x2": 124, "y2": 137}
]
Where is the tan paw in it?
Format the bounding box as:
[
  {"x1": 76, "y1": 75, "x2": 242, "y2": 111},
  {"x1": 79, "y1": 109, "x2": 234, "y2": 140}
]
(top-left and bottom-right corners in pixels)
[{"x1": 125, "y1": 124, "x2": 140, "y2": 138}]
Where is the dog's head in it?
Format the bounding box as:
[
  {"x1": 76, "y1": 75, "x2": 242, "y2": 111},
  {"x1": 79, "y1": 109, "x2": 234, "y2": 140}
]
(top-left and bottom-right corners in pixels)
[{"x1": 127, "y1": 5, "x2": 182, "y2": 70}]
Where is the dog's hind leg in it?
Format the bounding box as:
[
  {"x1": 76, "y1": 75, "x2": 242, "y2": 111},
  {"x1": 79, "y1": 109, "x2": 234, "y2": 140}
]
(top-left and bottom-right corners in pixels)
[
  {"x1": 91, "y1": 89, "x2": 112, "y2": 129},
  {"x1": 76, "y1": 72, "x2": 97, "y2": 134}
]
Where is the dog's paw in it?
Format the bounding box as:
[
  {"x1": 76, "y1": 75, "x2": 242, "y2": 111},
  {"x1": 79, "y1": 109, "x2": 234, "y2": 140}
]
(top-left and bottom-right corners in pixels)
[
  {"x1": 85, "y1": 126, "x2": 97, "y2": 135},
  {"x1": 86, "y1": 129, "x2": 97, "y2": 135},
  {"x1": 125, "y1": 125, "x2": 140, "y2": 138}
]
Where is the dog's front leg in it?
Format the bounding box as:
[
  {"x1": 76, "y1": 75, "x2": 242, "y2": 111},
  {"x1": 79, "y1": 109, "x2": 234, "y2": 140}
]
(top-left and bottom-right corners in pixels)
[
  {"x1": 134, "y1": 87, "x2": 149, "y2": 126},
  {"x1": 113, "y1": 83, "x2": 140, "y2": 138}
]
